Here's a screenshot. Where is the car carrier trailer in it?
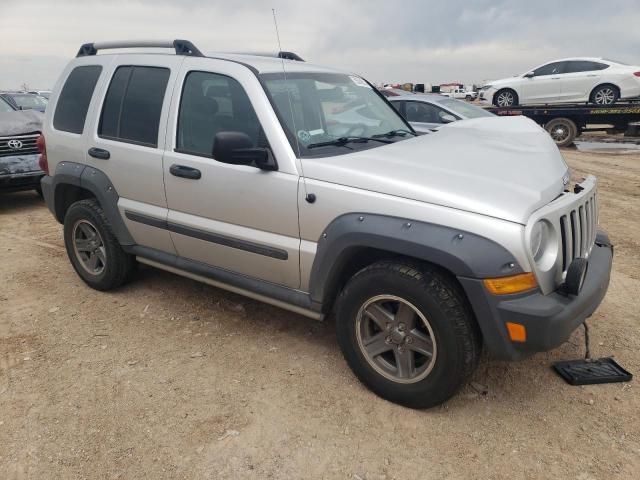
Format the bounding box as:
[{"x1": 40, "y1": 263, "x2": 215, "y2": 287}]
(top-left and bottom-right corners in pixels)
[{"x1": 485, "y1": 103, "x2": 640, "y2": 147}]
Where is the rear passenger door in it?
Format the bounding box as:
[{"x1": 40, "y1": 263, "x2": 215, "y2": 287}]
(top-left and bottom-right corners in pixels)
[
  {"x1": 162, "y1": 58, "x2": 301, "y2": 289},
  {"x1": 85, "y1": 55, "x2": 183, "y2": 254},
  {"x1": 562, "y1": 61, "x2": 606, "y2": 102}
]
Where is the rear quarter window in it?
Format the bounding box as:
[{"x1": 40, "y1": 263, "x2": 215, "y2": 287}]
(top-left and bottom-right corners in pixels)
[
  {"x1": 99, "y1": 66, "x2": 170, "y2": 147},
  {"x1": 53, "y1": 65, "x2": 103, "y2": 134}
]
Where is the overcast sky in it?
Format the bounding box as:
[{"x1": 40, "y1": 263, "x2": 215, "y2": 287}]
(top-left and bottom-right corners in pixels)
[{"x1": 1, "y1": 0, "x2": 639, "y2": 90}]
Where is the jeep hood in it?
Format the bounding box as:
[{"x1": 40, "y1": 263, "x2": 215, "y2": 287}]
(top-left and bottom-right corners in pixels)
[{"x1": 302, "y1": 116, "x2": 569, "y2": 224}]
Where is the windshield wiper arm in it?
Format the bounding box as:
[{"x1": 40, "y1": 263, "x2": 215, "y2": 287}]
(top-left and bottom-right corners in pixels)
[
  {"x1": 372, "y1": 129, "x2": 417, "y2": 138},
  {"x1": 307, "y1": 136, "x2": 393, "y2": 149}
]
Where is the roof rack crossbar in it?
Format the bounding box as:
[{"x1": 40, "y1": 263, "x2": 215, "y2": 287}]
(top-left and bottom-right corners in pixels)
[
  {"x1": 76, "y1": 39, "x2": 203, "y2": 58},
  {"x1": 277, "y1": 51, "x2": 304, "y2": 62},
  {"x1": 226, "y1": 51, "x2": 304, "y2": 62}
]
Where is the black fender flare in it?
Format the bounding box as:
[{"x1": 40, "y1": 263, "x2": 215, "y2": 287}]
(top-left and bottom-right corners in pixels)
[
  {"x1": 308, "y1": 213, "x2": 524, "y2": 305},
  {"x1": 48, "y1": 161, "x2": 135, "y2": 245}
]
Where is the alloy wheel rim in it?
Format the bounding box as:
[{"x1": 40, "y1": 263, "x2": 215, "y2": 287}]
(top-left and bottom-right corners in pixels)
[
  {"x1": 497, "y1": 91, "x2": 514, "y2": 107},
  {"x1": 355, "y1": 295, "x2": 437, "y2": 384},
  {"x1": 594, "y1": 88, "x2": 615, "y2": 105},
  {"x1": 72, "y1": 219, "x2": 107, "y2": 276}
]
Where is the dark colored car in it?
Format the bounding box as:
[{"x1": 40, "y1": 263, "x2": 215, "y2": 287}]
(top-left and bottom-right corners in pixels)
[
  {"x1": 0, "y1": 108, "x2": 45, "y2": 195},
  {"x1": 0, "y1": 92, "x2": 48, "y2": 113}
]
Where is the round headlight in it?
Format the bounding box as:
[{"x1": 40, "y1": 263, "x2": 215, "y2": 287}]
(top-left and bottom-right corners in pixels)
[{"x1": 530, "y1": 221, "x2": 549, "y2": 262}]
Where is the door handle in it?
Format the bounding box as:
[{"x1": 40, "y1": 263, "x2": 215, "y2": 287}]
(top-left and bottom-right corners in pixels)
[
  {"x1": 551, "y1": 77, "x2": 561, "y2": 80},
  {"x1": 586, "y1": 74, "x2": 598, "y2": 77},
  {"x1": 88, "y1": 147, "x2": 110, "y2": 160},
  {"x1": 170, "y1": 164, "x2": 201, "y2": 180}
]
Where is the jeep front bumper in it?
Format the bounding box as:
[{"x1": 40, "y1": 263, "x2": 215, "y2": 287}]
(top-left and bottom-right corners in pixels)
[{"x1": 459, "y1": 230, "x2": 613, "y2": 360}]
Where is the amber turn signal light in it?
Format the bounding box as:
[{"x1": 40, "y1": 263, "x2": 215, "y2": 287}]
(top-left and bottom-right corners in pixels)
[
  {"x1": 506, "y1": 322, "x2": 527, "y2": 342},
  {"x1": 483, "y1": 272, "x2": 537, "y2": 295}
]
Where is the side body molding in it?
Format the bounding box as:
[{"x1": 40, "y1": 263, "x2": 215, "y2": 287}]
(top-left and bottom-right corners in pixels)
[
  {"x1": 308, "y1": 213, "x2": 524, "y2": 306},
  {"x1": 47, "y1": 161, "x2": 135, "y2": 245}
]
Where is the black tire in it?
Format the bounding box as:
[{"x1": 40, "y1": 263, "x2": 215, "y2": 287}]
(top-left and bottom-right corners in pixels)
[
  {"x1": 63, "y1": 199, "x2": 134, "y2": 291},
  {"x1": 590, "y1": 84, "x2": 619, "y2": 105},
  {"x1": 335, "y1": 261, "x2": 482, "y2": 409},
  {"x1": 545, "y1": 117, "x2": 577, "y2": 147},
  {"x1": 493, "y1": 88, "x2": 518, "y2": 107}
]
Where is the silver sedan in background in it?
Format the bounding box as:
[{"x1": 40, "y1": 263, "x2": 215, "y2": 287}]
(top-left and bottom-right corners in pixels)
[{"x1": 385, "y1": 93, "x2": 495, "y2": 132}]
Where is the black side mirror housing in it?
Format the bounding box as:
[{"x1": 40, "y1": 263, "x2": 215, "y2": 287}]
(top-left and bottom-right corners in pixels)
[{"x1": 212, "y1": 131, "x2": 277, "y2": 171}]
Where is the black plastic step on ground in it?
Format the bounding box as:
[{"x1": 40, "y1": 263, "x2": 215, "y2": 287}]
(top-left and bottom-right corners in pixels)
[{"x1": 553, "y1": 357, "x2": 632, "y2": 386}]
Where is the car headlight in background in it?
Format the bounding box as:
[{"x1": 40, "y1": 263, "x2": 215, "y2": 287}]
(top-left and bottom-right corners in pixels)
[{"x1": 481, "y1": 85, "x2": 493, "y2": 90}]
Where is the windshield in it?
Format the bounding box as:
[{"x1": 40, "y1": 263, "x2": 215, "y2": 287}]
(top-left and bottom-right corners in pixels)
[
  {"x1": 0, "y1": 97, "x2": 14, "y2": 112},
  {"x1": 437, "y1": 98, "x2": 495, "y2": 119},
  {"x1": 260, "y1": 72, "x2": 412, "y2": 157},
  {"x1": 11, "y1": 94, "x2": 47, "y2": 109}
]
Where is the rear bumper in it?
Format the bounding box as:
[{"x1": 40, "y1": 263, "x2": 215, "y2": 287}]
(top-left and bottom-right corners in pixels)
[
  {"x1": 0, "y1": 171, "x2": 44, "y2": 192},
  {"x1": 459, "y1": 230, "x2": 613, "y2": 360},
  {"x1": 0, "y1": 153, "x2": 43, "y2": 192},
  {"x1": 619, "y1": 78, "x2": 640, "y2": 100}
]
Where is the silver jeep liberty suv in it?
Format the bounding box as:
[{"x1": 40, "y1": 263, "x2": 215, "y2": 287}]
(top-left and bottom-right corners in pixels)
[{"x1": 38, "y1": 40, "x2": 613, "y2": 408}]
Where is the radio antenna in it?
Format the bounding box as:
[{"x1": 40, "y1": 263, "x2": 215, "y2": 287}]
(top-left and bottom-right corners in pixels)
[{"x1": 272, "y1": 8, "x2": 313, "y2": 202}]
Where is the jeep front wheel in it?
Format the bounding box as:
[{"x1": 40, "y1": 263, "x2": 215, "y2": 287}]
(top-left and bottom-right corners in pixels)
[
  {"x1": 335, "y1": 261, "x2": 481, "y2": 409},
  {"x1": 63, "y1": 199, "x2": 134, "y2": 291}
]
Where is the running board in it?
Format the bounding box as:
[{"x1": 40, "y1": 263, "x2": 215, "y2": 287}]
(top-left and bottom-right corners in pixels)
[{"x1": 130, "y1": 247, "x2": 324, "y2": 321}]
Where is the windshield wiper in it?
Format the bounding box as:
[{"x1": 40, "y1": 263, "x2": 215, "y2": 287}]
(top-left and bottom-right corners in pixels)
[
  {"x1": 372, "y1": 129, "x2": 417, "y2": 138},
  {"x1": 307, "y1": 136, "x2": 394, "y2": 149}
]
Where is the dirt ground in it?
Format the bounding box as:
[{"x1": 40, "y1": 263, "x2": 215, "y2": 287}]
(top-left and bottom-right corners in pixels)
[{"x1": 1, "y1": 148, "x2": 639, "y2": 480}]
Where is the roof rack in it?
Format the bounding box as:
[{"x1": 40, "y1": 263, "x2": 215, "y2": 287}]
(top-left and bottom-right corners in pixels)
[
  {"x1": 228, "y1": 51, "x2": 305, "y2": 62},
  {"x1": 76, "y1": 39, "x2": 203, "y2": 58},
  {"x1": 277, "y1": 51, "x2": 304, "y2": 62}
]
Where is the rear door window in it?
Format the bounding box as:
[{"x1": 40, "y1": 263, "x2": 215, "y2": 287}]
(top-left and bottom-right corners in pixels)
[
  {"x1": 99, "y1": 66, "x2": 170, "y2": 147},
  {"x1": 53, "y1": 65, "x2": 103, "y2": 134},
  {"x1": 564, "y1": 61, "x2": 610, "y2": 73}
]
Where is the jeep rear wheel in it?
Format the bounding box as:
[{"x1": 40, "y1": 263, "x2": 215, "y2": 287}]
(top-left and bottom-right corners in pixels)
[
  {"x1": 335, "y1": 261, "x2": 481, "y2": 409},
  {"x1": 63, "y1": 199, "x2": 134, "y2": 291}
]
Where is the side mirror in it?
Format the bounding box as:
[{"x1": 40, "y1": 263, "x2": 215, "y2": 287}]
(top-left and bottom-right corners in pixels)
[
  {"x1": 440, "y1": 113, "x2": 457, "y2": 124},
  {"x1": 212, "y1": 131, "x2": 277, "y2": 171},
  {"x1": 524, "y1": 71, "x2": 535, "y2": 78}
]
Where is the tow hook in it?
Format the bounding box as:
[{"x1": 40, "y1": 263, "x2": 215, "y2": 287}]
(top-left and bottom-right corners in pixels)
[{"x1": 595, "y1": 239, "x2": 614, "y2": 253}]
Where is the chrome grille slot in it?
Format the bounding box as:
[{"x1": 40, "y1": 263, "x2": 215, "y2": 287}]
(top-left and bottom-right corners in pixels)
[
  {"x1": 0, "y1": 133, "x2": 40, "y2": 158},
  {"x1": 570, "y1": 210, "x2": 580, "y2": 258},
  {"x1": 578, "y1": 205, "x2": 587, "y2": 257}
]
